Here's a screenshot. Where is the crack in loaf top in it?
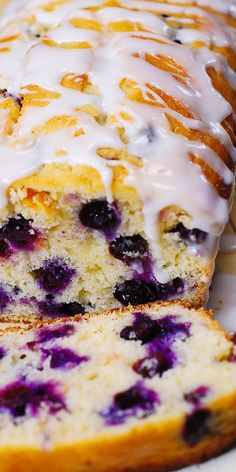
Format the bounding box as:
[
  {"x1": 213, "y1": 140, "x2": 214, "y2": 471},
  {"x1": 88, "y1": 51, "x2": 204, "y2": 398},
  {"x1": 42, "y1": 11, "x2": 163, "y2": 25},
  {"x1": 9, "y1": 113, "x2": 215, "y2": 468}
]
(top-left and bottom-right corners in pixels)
[{"x1": 0, "y1": 0, "x2": 235, "y2": 255}]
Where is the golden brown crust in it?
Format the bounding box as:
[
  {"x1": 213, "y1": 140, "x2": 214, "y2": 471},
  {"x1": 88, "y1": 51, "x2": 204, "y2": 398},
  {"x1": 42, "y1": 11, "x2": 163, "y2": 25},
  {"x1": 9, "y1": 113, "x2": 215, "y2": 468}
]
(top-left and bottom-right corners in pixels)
[{"x1": 0, "y1": 299, "x2": 230, "y2": 344}]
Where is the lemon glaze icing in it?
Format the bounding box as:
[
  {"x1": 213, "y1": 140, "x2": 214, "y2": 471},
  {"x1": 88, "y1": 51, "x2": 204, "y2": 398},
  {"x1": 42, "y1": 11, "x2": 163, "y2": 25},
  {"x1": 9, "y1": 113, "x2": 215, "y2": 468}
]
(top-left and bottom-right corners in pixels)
[{"x1": 0, "y1": 0, "x2": 235, "y2": 282}]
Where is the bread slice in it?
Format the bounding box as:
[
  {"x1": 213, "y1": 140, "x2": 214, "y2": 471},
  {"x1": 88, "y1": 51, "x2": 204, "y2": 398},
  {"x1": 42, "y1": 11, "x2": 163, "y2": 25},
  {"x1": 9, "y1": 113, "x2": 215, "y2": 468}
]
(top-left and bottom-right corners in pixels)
[
  {"x1": 0, "y1": 301, "x2": 235, "y2": 472},
  {"x1": 0, "y1": 0, "x2": 235, "y2": 319}
]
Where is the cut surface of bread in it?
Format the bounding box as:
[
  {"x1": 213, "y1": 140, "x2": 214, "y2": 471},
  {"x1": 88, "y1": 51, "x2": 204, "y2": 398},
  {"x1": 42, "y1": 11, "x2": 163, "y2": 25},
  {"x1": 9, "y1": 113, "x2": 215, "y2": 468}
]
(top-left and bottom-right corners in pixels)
[
  {"x1": 0, "y1": 0, "x2": 234, "y2": 318},
  {"x1": 0, "y1": 302, "x2": 235, "y2": 471}
]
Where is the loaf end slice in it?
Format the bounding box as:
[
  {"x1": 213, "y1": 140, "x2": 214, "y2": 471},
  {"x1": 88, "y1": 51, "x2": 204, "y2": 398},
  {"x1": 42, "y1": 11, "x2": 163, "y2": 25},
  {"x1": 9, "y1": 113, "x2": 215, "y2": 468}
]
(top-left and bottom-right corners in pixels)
[{"x1": 0, "y1": 302, "x2": 235, "y2": 471}]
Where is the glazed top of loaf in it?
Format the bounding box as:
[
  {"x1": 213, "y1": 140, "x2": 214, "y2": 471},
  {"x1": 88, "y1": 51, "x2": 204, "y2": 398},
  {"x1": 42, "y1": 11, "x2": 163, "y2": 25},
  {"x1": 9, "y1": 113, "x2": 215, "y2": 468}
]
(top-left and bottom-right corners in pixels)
[{"x1": 0, "y1": 0, "x2": 235, "y2": 248}]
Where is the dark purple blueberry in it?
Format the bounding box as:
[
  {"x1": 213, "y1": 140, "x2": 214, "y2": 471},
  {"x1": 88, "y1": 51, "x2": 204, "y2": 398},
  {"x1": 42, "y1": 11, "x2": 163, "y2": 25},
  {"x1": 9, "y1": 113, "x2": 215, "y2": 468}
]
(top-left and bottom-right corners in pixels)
[
  {"x1": 0, "y1": 285, "x2": 11, "y2": 310},
  {"x1": 38, "y1": 300, "x2": 85, "y2": 318},
  {"x1": 114, "y1": 278, "x2": 184, "y2": 306},
  {"x1": 0, "y1": 379, "x2": 66, "y2": 418},
  {"x1": 174, "y1": 39, "x2": 182, "y2": 44},
  {"x1": 100, "y1": 383, "x2": 159, "y2": 425},
  {"x1": 34, "y1": 259, "x2": 76, "y2": 294},
  {"x1": 170, "y1": 223, "x2": 207, "y2": 244},
  {"x1": 0, "y1": 239, "x2": 12, "y2": 258},
  {"x1": 120, "y1": 313, "x2": 157, "y2": 344},
  {"x1": 0, "y1": 216, "x2": 39, "y2": 250},
  {"x1": 152, "y1": 277, "x2": 184, "y2": 302},
  {"x1": 184, "y1": 386, "x2": 210, "y2": 407},
  {"x1": 0, "y1": 347, "x2": 6, "y2": 360},
  {"x1": 120, "y1": 313, "x2": 191, "y2": 346},
  {"x1": 183, "y1": 409, "x2": 211, "y2": 447},
  {"x1": 133, "y1": 350, "x2": 176, "y2": 378},
  {"x1": 43, "y1": 347, "x2": 89, "y2": 370},
  {"x1": 79, "y1": 199, "x2": 121, "y2": 235},
  {"x1": 114, "y1": 280, "x2": 158, "y2": 306},
  {"x1": 27, "y1": 324, "x2": 75, "y2": 349},
  {"x1": 37, "y1": 323, "x2": 75, "y2": 344},
  {"x1": 148, "y1": 315, "x2": 191, "y2": 350},
  {"x1": 109, "y1": 235, "x2": 149, "y2": 265},
  {"x1": 114, "y1": 384, "x2": 156, "y2": 410}
]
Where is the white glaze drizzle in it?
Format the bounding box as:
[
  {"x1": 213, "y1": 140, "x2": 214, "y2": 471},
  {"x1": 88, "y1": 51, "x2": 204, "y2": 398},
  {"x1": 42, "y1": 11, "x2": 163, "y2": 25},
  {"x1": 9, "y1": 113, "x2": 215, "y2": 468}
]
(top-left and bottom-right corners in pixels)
[{"x1": 0, "y1": 0, "x2": 235, "y2": 281}]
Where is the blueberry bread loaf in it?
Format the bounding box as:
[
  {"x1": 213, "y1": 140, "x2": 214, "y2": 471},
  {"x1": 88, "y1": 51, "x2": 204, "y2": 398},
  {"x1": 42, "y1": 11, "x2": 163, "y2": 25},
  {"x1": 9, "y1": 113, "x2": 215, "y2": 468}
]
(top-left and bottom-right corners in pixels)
[
  {"x1": 0, "y1": 0, "x2": 235, "y2": 319},
  {"x1": 0, "y1": 302, "x2": 235, "y2": 471}
]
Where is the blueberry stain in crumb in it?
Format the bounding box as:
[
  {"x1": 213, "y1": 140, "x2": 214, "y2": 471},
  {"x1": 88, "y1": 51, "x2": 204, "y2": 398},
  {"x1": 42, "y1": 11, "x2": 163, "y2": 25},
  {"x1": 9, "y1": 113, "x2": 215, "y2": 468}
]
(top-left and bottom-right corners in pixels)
[
  {"x1": 0, "y1": 380, "x2": 66, "y2": 418},
  {"x1": 34, "y1": 259, "x2": 76, "y2": 294},
  {"x1": 0, "y1": 285, "x2": 12, "y2": 310},
  {"x1": 184, "y1": 386, "x2": 210, "y2": 407},
  {"x1": 36, "y1": 323, "x2": 76, "y2": 344},
  {"x1": 122, "y1": 313, "x2": 190, "y2": 377},
  {"x1": 0, "y1": 239, "x2": 11, "y2": 258},
  {"x1": 183, "y1": 409, "x2": 211, "y2": 446},
  {"x1": 100, "y1": 383, "x2": 159, "y2": 425},
  {"x1": 26, "y1": 324, "x2": 76, "y2": 350},
  {"x1": 133, "y1": 350, "x2": 176, "y2": 378},
  {"x1": 42, "y1": 347, "x2": 89, "y2": 370},
  {"x1": 0, "y1": 347, "x2": 6, "y2": 360}
]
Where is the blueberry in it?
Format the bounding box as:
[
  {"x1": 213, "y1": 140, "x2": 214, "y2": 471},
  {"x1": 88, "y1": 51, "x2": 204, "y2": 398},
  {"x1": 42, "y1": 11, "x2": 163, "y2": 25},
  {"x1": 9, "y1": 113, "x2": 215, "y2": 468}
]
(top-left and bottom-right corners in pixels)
[
  {"x1": 39, "y1": 300, "x2": 85, "y2": 318},
  {"x1": 114, "y1": 280, "x2": 158, "y2": 305},
  {"x1": 0, "y1": 379, "x2": 66, "y2": 418},
  {"x1": 155, "y1": 277, "x2": 185, "y2": 301},
  {"x1": 100, "y1": 383, "x2": 159, "y2": 425},
  {"x1": 170, "y1": 223, "x2": 207, "y2": 244},
  {"x1": 174, "y1": 39, "x2": 182, "y2": 44},
  {"x1": 114, "y1": 278, "x2": 184, "y2": 306},
  {"x1": 0, "y1": 285, "x2": 11, "y2": 310},
  {"x1": 79, "y1": 199, "x2": 121, "y2": 234},
  {"x1": 114, "y1": 385, "x2": 152, "y2": 410},
  {"x1": 0, "y1": 239, "x2": 11, "y2": 258},
  {"x1": 0, "y1": 216, "x2": 39, "y2": 250},
  {"x1": 120, "y1": 314, "x2": 157, "y2": 344},
  {"x1": 58, "y1": 302, "x2": 85, "y2": 316},
  {"x1": 43, "y1": 347, "x2": 89, "y2": 370},
  {"x1": 133, "y1": 351, "x2": 176, "y2": 378},
  {"x1": 109, "y1": 235, "x2": 149, "y2": 265},
  {"x1": 183, "y1": 409, "x2": 211, "y2": 446},
  {"x1": 34, "y1": 259, "x2": 76, "y2": 294},
  {"x1": 184, "y1": 386, "x2": 210, "y2": 407},
  {"x1": 27, "y1": 324, "x2": 75, "y2": 349},
  {"x1": 37, "y1": 323, "x2": 75, "y2": 344},
  {"x1": 0, "y1": 347, "x2": 6, "y2": 360},
  {"x1": 120, "y1": 313, "x2": 191, "y2": 346}
]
